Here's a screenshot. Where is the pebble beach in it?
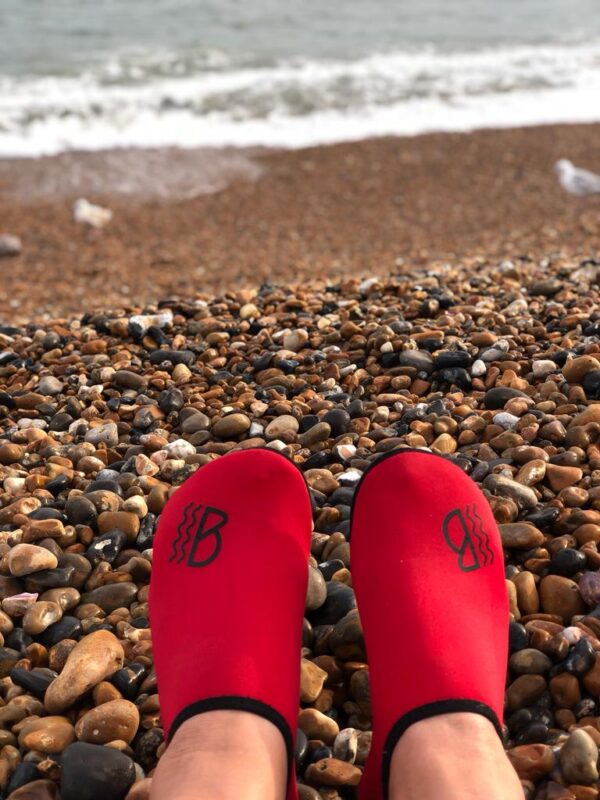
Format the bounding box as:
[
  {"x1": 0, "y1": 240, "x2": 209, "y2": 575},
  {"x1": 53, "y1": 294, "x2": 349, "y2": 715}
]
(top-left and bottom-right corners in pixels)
[{"x1": 2, "y1": 126, "x2": 600, "y2": 799}]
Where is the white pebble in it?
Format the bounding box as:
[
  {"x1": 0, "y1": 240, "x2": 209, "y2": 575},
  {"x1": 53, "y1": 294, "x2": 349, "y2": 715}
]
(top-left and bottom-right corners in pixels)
[
  {"x1": 493, "y1": 412, "x2": 520, "y2": 430},
  {"x1": 164, "y1": 439, "x2": 196, "y2": 459},
  {"x1": 471, "y1": 359, "x2": 486, "y2": 376},
  {"x1": 532, "y1": 359, "x2": 557, "y2": 378}
]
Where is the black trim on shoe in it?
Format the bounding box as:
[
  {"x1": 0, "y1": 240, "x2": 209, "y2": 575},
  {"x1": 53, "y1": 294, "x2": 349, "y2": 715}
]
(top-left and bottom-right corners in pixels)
[
  {"x1": 381, "y1": 699, "x2": 503, "y2": 800},
  {"x1": 168, "y1": 695, "x2": 295, "y2": 792},
  {"x1": 348, "y1": 446, "x2": 451, "y2": 543}
]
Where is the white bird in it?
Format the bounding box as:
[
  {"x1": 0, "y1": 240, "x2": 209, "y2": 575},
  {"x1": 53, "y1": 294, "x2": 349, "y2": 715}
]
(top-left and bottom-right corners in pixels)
[
  {"x1": 554, "y1": 159, "x2": 600, "y2": 196},
  {"x1": 73, "y1": 198, "x2": 113, "y2": 228}
]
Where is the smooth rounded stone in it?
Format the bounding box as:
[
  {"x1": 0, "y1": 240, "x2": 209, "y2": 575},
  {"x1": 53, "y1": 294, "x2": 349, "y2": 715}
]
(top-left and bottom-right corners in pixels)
[
  {"x1": 298, "y1": 786, "x2": 321, "y2": 800},
  {"x1": 85, "y1": 422, "x2": 119, "y2": 448},
  {"x1": 506, "y1": 675, "x2": 547, "y2": 712},
  {"x1": 539, "y1": 575, "x2": 586, "y2": 621},
  {"x1": 65, "y1": 496, "x2": 97, "y2": 527},
  {"x1": 23, "y1": 601, "x2": 63, "y2": 635},
  {"x1": 312, "y1": 582, "x2": 356, "y2": 626},
  {"x1": 7, "y1": 779, "x2": 59, "y2": 800},
  {"x1": 493, "y1": 412, "x2": 520, "y2": 430},
  {"x1": 2, "y1": 593, "x2": 39, "y2": 617},
  {"x1": 10, "y1": 667, "x2": 57, "y2": 696},
  {"x1": 306, "y1": 566, "x2": 327, "y2": 611},
  {"x1": 39, "y1": 616, "x2": 82, "y2": 648},
  {"x1": 563, "y1": 356, "x2": 600, "y2": 384},
  {"x1": 295, "y1": 727, "x2": 308, "y2": 766},
  {"x1": 300, "y1": 659, "x2": 328, "y2": 703},
  {"x1": 265, "y1": 415, "x2": 299, "y2": 439},
  {"x1": 513, "y1": 571, "x2": 539, "y2": 616},
  {"x1": 37, "y1": 375, "x2": 64, "y2": 396},
  {"x1": 163, "y1": 438, "x2": 196, "y2": 459},
  {"x1": 318, "y1": 560, "x2": 346, "y2": 581},
  {"x1": 5, "y1": 765, "x2": 43, "y2": 798},
  {"x1": 86, "y1": 530, "x2": 127, "y2": 566},
  {"x1": 305, "y1": 758, "x2": 362, "y2": 788},
  {"x1": 333, "y1": 728, "x2": 358, "y2": 763},
  {"x1": 298, "y1": 422, "x2": 332, "y2": 447},
  {"x1": 111, "y1": 663, "x2": 146, "y2": 699},
  {"x1": 550, "y1": 549, "x2": 586, "y2": 578},
  {"x1": 583, "y1": 370, "x2": 600, "y2": 399},
  {"x1": 500, "y1": 523, "x2": 544, "y2": 549},
  {"x1": 579, "y1": 572, "x2": 600, "y2": 606},
  {"x1": 532, "y1": 360, "x2": 557, "y2": 378},
  {"x1": 560, "y1": 729, "x2": 599, "y2": 785},
  {"x1": 484, "y1": 387, "x2": 529, "y2": 410},
  {"x1": 211, "y1": 413, "x2": 251, "y2": 438},
  {"x1": 322, "y1": 409, "x2": 351, "y2": 437},
  {"x1": 509, "y1": 622, "x2": 529, "y2": 653},
  {"x1": 509, "y1": 649, "x2": 552, "y2": 675},
  {"x1": 79, "y1": 583, "x2": 138, "y2": 613},
  {"x1": 484, "y1": 475, "x2": 537, "y2": 510},
  {"x1": 97, "y1": 512, "x2": 140, "y2": 541},
  {"x1": 41, "y1": 587, "x2": 80, "y2": 612},
  {"x1": 283, "y1": 328, "x2": 309, "y2": 351},
  {"x1": 8, "y1": 544, "x2": 58, "y2": 577},
  {"x1": 0, "y1": 646, "x2": 22, "y2": 677},
  {"x1": 60, "y1": 742, "x2": 135, "y2": 800},
  {"x1": 45, "y1": 631, "x2": 124, "y2": 713},
  {"x1": 545, "y1": 464, "x2": 583, "y2": 492},
  {"x1": 516, "y1": 460, "x2": 547, "y2": 487},
  {"x1": 25, "y1": 566, "x2": 76, "y2": 592},
  {"x1": 0, "y1": 233, "x2": 22, "y2": 257},
  {"x1": 75, "y1": 699, "x2": 140, "y2": 745},
  {"x1": 297, "y1": 709, "x2": 339, "y2": 745},
  {"x1": 507, "y1": 744, "x2": 554, "y2": 781},
  {"x1": 18, "y1": 716, "x2": 75, "y2": 753},
  {"x1": 564, "y1": 638, "x2": 596, "y2": 675},
  {"x1": 113, "y1": 370, "x2": 148, "y2": 391},
  {"x1": 398, "y1": 350, "x2": 433, "y2": 373}
]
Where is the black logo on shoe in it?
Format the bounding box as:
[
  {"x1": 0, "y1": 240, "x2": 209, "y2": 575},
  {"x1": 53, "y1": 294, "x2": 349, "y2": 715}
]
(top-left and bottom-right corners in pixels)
[
  {"x1": 442, "y1": 505, "x2": 494, "y2": 572},
  {"x1": 169, "y1": 503, "x2": 228, "y2": 567}
]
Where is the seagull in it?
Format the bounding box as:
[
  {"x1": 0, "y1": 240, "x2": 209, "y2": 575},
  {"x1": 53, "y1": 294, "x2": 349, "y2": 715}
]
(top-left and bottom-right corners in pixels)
[
  {"x1": 554, "y1": 159, "x2": 600, "y2": 196},
  {"x1": 73, "y1": 198, "x2": 113, "y2": 228}
]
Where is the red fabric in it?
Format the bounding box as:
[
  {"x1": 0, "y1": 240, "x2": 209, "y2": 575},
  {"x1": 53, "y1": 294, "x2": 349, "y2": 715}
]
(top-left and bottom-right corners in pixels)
[
  {"x1": 150, "y1": 448, "x2": 312, "y2": 800},
  {"x1": 350, "y1": 449, "x2": 508, "y2": 800}
]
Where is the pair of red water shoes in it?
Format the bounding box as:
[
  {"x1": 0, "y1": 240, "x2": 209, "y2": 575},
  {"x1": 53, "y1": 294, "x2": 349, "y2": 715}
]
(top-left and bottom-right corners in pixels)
[{"x1": 150, "y1": 447, "x2": 508, "y2": 800}]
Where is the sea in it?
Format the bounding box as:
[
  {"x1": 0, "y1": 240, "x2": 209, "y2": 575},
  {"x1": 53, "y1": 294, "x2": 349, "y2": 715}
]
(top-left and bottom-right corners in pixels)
[{"x1": 2, "y1": 0, "x2": 600, "y2": 157}]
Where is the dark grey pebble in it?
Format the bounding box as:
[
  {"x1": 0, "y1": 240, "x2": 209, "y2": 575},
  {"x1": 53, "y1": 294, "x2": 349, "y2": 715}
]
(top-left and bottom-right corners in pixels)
[
  {"x1": 60, "y1": 742, "x2": 135, "y2": 800},
  {"x1": 39, "y1": 616, "x2": 83, "y2": 648},
  {"x1": 79, "y1": 582, "x2": 138, "y2": 613},
  {"x1": 311, "y1": 582, "x2": 356, "y2": 626}
]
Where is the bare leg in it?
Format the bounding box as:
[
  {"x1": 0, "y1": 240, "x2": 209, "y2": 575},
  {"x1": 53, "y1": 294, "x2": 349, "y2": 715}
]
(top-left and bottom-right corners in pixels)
[
  {"x1": 389, "y1": 713, "x2": 524, "y2": 800},
  {"x1": 150, "y1": 710, "x2": 287, "y2": 800}
]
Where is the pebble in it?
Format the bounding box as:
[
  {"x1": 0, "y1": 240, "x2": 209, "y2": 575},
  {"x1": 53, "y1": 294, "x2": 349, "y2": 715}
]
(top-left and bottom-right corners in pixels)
[
  {"x1": 45, "y1": 631, "x2": 124, "y2": 713},
  {"x1": 539, "y1": 575, "x2": 586, "y2": 621},
  {"x1": 212, "y1": 413, "x2": 251, "y2": 438},
  {"x1": 305, "y1": 758, "x2": 362, "y2": 787},
  {"x1": 18, "y1": 716, "x2": 75, "y2": 753},
  {"x1": 559, "y1": 729, "x2": 599, "y2": 785},
  {"x1": 60, "y1": 742, "x2": 135, "y2": 800},
  {"x1": 8, "y1": 545, "x2": 58, "y2": 577},
  {"x1": 0, "y1": 234, "x2": 22, "y2": 257},
  {"x1": 300, "y1": 659, "x2": 328, "y2": 703},
  {"x1": 500, "y1": 523, "x2": 544, "y2": 549},
  {"x1": 74, "y1": 699, "x2": 140, "y2": 745},
  {"x1": 2, "y1": 264, "x2": 600, "y2": 796}
]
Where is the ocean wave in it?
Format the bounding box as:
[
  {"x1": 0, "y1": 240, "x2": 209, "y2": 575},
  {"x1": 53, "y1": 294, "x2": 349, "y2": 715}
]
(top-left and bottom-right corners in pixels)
[{"x1": 1, "y1": 41, "x2": 600, "y2": 155}]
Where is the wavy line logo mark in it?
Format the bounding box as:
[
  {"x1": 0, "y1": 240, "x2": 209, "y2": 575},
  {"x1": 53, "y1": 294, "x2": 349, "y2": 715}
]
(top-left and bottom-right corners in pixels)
[
  {"x1": 442, "y1": 505, "x2": 494, "y2": 572},
  {"x1": 169, "y1": 502, "x2": 228, "y2": 568}
]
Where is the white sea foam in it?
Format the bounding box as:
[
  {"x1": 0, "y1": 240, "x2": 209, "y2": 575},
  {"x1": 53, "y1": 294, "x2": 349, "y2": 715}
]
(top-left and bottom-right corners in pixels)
[{"x1": 1, "y1": 41, "x2": 600, "y2": 156}]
